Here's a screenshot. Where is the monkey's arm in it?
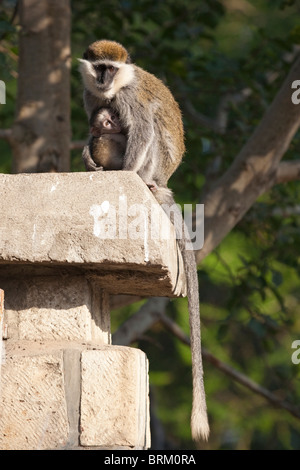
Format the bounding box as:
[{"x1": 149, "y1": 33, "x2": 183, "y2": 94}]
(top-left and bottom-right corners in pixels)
[
  {"x1": 82, "y1": 144, "x2": 103, "y2": 171},
  {"x1": 121, "y1": 108, "x2": 154, "y2": 173}
]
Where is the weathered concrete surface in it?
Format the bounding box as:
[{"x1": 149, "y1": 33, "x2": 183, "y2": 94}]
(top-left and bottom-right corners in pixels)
[
  {"x1": 0, "y1": 276, "x2": 111, "y2": 344},
  {"x1": 0, "y1": 172, "x2": 185, "y2": 297},
  {"x1": 80, "y1": 347, "x2": 150, "y2": 448},
  {"x1": 0, "y1": 342, "x2": 150, "y2": 450},
  {"x1": 0, "y1": 350, "x2": 69, "y2": 450}
]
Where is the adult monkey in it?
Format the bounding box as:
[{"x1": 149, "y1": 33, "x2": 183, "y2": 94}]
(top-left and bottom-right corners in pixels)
[{"x1": 79, "y1": 40, "x2": 209, "y2": 441}]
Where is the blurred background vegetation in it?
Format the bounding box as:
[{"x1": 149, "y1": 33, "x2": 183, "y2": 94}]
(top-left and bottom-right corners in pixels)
[{"x1": 1, "y1": 0, "x2": 300, "y2": 450}]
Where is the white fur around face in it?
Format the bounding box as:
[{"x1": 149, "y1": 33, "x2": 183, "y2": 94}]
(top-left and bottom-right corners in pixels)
[
  {"x1": 78, "y1": 59, "x2": 98, "y2": 94},
  {"x1": 110, "y1": 63, "x2": 135, "y2": 96},
  {"x1": 78, "y1": 59, "x2": 135, "y2": 98}
]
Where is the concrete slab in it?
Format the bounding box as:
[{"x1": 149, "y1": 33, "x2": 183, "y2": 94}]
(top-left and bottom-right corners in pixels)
[{"x1": 0, "y1": 172, "x2": 185, "y2": 297}]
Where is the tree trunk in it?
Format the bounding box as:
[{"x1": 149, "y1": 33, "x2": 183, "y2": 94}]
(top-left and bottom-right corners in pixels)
[{"x1": 11, "y1": 0, "x2": 71, "y2": 173}]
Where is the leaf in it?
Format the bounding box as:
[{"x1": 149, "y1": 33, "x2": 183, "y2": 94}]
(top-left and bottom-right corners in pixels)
[
  {"x1": 271, "y1": 269, "x2": 283, "y2": 287},
  {"x1": 248, "y1": 318, "x2": 266, "y2": 338},
  {"x1": 217, "y1": 323, "x2": 229, "y2": 341}
]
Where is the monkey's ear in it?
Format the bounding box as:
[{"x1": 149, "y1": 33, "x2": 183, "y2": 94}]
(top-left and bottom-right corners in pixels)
[
  {"x1": 125, "y1": 54, "x2": 132, "y2": 64},
  {"x1": 83, "y1": 51, "x2": 88, "y2": 60}
]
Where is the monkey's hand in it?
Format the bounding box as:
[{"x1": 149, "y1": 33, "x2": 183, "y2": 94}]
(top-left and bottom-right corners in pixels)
[
  {"x1": 93, "y1": 165, "x2": 104, "y2": 171},
  {"x1": 82, "y1": 145, "x2": 103, "y2": 171}
]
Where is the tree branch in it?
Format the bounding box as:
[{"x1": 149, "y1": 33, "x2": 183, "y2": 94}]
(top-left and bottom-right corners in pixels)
[
  {"x1": 181, "y1": 99, "x2": 217, "y2": 132},
  {"x1": 160, "y1": 314, "x2": 300, "y2": 420},
  {"x1": 201, "y1": 349, "x2": 300, "y2": 420},
  {"x1": 274, "y1": 160, "x2": 300, "y2": 184},
  {"x1": 177, "y1": 74, "x2": 252, "y2": 134},
  {"x1": 214, "y1": 88, "x2": 252, "y2": 134},
  {"x1": 271, "y1": 205, "x2": 300, "y2": 217},
  {"x1": 113, "y1": 298, "x2": 300, "y2": 420},
  {"x1": 70, "y1": 139, "x2": 86, "y2": 150},
  {"x1": 112, "y1": 297, "x2": 169, "y2": 345},
  {"x1": 197, "y1": 55, "x2": 300, "y2": 263}
]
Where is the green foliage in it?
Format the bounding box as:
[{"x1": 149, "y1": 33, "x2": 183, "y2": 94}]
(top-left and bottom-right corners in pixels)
[
  {"x1": 2, "y1": 0, "x2": 300, "y2": 449},
  {"x1": 0, "y1": 2, "x2": 18, "y2": 172}
]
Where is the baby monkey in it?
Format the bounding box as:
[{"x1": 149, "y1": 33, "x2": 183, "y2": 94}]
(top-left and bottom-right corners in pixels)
[
  {"x1": 82, "y1": 107, "x2": 126, "y2": 171},
  {"x1": 82, "y1": 107, "x2": 163, "y2": 197}
]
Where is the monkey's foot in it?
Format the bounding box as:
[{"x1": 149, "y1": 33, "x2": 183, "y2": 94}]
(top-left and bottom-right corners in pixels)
[{"x1": 147, "y1": 182, "x2": 158, "y2": 192}]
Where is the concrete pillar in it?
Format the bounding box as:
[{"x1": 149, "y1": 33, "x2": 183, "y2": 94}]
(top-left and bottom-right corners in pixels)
[
  {"x1": 0, "y1": 172, "x2": 185, "y2": 450},
  {"x1": 0, "y1": 278, "x2": 150, "y2": 449}
]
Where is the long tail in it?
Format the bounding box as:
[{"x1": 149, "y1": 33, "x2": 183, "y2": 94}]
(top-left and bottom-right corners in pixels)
[
  {"x1": 153, "y1": 186, "x2": 209, "y2": 441},
  {"x1": 182, "y1": 247, "x2": 209, "y2": 441}
]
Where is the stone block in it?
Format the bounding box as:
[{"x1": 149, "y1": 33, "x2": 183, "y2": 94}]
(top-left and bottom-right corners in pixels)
[
  {"x1": 0, "y1": 276, "x2": 111, "y2": 344},
  {"x1": 80, "y1": 346, "x2": 150, "y2": 448},
  {"x1": 0, "y1": 352, "x2": 69, "y2": 450}
]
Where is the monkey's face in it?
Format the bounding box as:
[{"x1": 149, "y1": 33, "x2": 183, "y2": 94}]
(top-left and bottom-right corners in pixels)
[
  {"x1": 91, "y1": 62, "x2": 119, "y2": 92},
  {"x1": 91, "y1": 109, "x2": 122, "y2": 137},
  {"x1": 79, "y1": 57, "x2": 135, "y2": 99}
]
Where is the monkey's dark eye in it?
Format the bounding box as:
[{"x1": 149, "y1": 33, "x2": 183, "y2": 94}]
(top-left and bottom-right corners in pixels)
[{"x1": 108, "y1": 66, "x2": 116, "y2": 73}]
